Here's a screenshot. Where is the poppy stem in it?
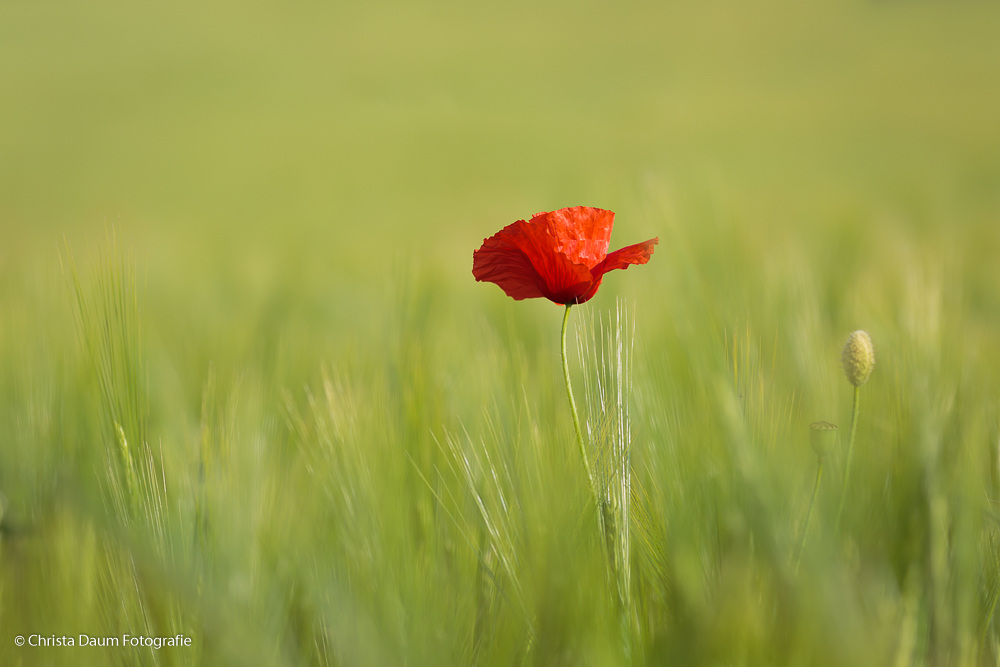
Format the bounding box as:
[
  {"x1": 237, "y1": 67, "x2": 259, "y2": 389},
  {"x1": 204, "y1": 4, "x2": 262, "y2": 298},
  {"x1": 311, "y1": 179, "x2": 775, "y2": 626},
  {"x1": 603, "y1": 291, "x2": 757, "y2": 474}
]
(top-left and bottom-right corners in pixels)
[
  {"x1": 836, "y1": 385, "x2": 861, "y2": 529},
  {"x1": 562, "y1": 304, "x2": 595, "y2": 494},
  {"x1": 794, "y1": 457, "x2": 824, "y2": 575}
]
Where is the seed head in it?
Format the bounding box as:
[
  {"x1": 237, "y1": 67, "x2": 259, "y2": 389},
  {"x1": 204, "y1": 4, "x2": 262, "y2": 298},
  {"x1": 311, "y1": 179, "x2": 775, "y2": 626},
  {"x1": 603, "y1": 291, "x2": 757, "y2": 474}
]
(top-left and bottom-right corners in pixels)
[
  {"x1": 842, "y1": 330, "x2": 875, "y2": 387},
  {"x1": 809, "y1": 421, "x2": 838, "y2": 459}
]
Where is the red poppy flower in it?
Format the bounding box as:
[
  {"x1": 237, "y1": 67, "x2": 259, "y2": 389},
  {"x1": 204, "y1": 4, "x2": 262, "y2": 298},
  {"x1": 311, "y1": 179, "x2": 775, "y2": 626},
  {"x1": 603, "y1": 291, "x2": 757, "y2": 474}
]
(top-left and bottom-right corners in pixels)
[{"x1": 472, "y1": 206, "x2": 658, "y2": 305}]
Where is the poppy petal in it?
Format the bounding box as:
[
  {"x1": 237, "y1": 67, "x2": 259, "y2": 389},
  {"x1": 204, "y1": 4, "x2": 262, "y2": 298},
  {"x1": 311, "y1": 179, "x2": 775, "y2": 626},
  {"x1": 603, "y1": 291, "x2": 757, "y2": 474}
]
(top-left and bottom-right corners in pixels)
[
  {"x1": 530, "y1": 206, "x2": 615, "y2": 269},
  {"x1": 473, "y1": 219, "x2": 593, "y2": 302},
  {"x1": 574, "y1": 275, "x2": 605, "y2": 305},
  {"x1": 592, "y1": 237, "x2": 659, "y2": 278},
  {"x1": 472, "y1": 240, "x2": 546, "y2": 300}
]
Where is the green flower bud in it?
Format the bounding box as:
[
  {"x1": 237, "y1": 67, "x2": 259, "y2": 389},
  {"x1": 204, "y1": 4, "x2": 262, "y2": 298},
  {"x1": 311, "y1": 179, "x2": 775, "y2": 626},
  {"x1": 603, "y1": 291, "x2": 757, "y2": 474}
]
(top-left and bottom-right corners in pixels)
[{"x1": 842, "y1": 330, "x2": 875, "y2": 387}]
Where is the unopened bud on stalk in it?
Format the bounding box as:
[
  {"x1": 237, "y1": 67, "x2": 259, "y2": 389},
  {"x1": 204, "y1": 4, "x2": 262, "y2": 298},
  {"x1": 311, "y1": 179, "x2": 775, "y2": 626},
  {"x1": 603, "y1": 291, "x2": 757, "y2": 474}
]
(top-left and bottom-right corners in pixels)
[
  {"x1": 842, "y1": 330, "x2": 875, "y2": 387},
  {"x1": 809, "y1": 421, "x2": 838, "y2": 460}
]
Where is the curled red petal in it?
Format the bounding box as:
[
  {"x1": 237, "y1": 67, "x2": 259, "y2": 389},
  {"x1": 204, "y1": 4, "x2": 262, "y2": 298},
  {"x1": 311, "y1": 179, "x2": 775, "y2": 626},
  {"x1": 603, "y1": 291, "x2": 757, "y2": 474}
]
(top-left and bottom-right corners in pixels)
[
  {"x1": 473, "y1": 219, "x2": 593, "y2": 302},
  {"x1": 573, "y1": 275, "x2": 605, "y2": 305},
  {"x1": 530, "y1": 206, "x2": 614, "y2": 269},
  {"x1": 572, "y1": 237, "x2": 657, "y2": 304},
  {"x1": 592, "y1": 237, "x2": 659, "y2": 278},
  {"x1": 472, "y1": 233, "x2": 546, "y2": 300}
]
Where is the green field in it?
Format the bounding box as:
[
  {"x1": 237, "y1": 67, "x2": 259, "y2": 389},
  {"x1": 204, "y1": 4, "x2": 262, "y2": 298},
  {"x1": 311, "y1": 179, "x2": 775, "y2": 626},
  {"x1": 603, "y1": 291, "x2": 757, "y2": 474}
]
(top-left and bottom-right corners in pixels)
[{"x1": 3, "y1": 1, "x2": 1000, "y2": 665}]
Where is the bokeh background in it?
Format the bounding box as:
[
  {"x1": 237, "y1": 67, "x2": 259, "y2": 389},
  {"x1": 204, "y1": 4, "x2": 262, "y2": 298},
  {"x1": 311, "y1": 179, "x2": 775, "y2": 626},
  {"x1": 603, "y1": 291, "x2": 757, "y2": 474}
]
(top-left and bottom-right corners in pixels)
[
  {"x1": 3, "y1": 1, "x2": 1000, "y2": 665},
  {"x1": 6, "y1": 0, "x2": 999, "y2": 288}
]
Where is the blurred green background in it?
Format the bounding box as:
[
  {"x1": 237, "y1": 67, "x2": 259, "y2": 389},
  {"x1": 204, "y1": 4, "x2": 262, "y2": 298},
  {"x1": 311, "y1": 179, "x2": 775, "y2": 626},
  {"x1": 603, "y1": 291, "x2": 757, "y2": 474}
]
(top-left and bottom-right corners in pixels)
[
  {"x1": 3, "y1": 0, "x2": 1000, "y2": 665},
  {"x1": 5, "y1": 0, "x2": 999, "y2": 266}
]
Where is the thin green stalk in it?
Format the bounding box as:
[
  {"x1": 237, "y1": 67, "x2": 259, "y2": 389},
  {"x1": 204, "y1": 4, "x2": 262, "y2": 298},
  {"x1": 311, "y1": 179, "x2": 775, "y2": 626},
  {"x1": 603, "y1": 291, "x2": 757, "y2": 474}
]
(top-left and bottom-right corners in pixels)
[
  {"x1": 562, "y1": 304, "x2": 595, "y2": 494},
  {"x1": 794, "y1": 458, "x2": 824, "y2": 574},
  {"x1": 977, "y1": 557, "x2": 1000, "y2": 655},
  {"x1": 836, "y1": 385, "x2": 861, "y2": 528}
]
